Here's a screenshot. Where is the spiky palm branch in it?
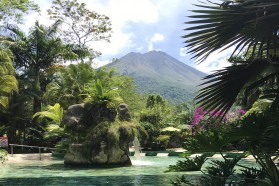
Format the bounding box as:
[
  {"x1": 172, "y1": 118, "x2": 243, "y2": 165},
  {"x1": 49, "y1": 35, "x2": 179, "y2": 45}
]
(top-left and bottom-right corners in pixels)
[
  {"x1": 84, "y1": 79, "x2": 123, "y2": 108},
  {"x1": 183, "y1": 0, "x2": 279, "y2": 114},
  {"x1": 0, "y1": 21, "x2": 80, "y2": 113},
  {"x1": 33, "y1": 103, "x2": 65, "y2": 140},
  {"x1": 0, "y1": 49, "x2": 18, "y2": 110},
  {"x1": 44, "y1": 63, "x2": 96, "y2": 108}
]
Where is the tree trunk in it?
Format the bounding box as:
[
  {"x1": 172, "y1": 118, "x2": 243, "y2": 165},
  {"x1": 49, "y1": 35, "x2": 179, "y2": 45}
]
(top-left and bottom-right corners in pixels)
[{"x1": 33, "y1": 69, "x2": 41, "y2": 114}]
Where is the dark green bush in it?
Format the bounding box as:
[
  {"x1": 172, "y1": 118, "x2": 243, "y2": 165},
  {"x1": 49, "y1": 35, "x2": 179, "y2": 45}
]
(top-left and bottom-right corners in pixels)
[
  {"x1": 200, "y1": 158, "x2": 240, "y2": 186},
  {"x1": 166, "y1": 154, "x2": 208, "y2": 172},
  {"x1": 240, "y1": 167, "x2": 266, "y2": 185},
  {"x1": 171, "y1": 175, "x2": 195, "y2": 186}
]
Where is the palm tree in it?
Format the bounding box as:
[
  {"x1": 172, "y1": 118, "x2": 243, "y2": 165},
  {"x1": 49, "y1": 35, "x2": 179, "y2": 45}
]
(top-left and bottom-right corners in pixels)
[
  {"x1": 1, "y1": 21, "x2": 79, "y2": 113},
  {"x1": 44, "y1": 62, "x2": 96, "y2": 108},
  {"x1": 33, "y1": 103, "x2": 65, "y2": 141},
  {"x1": 183, "y1": 1, "x2": 279, "y2": 185},
  {"x1": 0, "y1": 49, "x2": 18, "y2": 110},
  {"x1": 84, "y1": 79, "x2": 123, "y2": 109},
  {"x1": 183, "y1": 0, "x2": 279, "y2": 115}
]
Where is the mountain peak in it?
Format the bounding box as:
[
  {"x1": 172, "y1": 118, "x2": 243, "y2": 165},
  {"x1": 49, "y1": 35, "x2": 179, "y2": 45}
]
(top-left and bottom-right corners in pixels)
[{"x1": 107, "y1": 51, "x2": 206, "y2": 104}]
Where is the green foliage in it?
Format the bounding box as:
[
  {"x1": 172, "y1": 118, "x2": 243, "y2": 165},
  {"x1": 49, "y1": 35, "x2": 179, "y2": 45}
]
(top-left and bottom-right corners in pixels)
[
  {"x1": 156, "y1": 135, "x2": 170, "y2": 146},
  {"x1": 1, "y1": 21, "x2": 79, "y2": 113},
  {"x1": 146, "y1": 94, "x2": 166, "y2": 108},
  {"x1": 84, "y1": 79, "x2": 123, "y2": 109},
  {"x1": 44, "y1": 65, "x2": 141, "y2": 112},
  {"x1": 85, "y1": 120, "x2": 147, "y2": 148},
  {"x1": 182, "y1": 0, "x2": 279, "y2": 117},
  {"x1": 0, "y1": 149, "x2": 8, "y2": 163},
  {"x1": 54, "y1": 139, "x2": 70, "y2": 153},
  {"x1": 206, "y1": 158, "x2": 240, "y2": 178},
  {"x1": 183, "y1": 125, "x2": 235, "y2": 153},
  {"x1": 240, "y1": 167, "x2": 266, "y2": 185},
  {"x1": 33, "y1": 103, "x2": 66, "y2": 142},
  {"x1": 0, "y1": 49, "x2": 18, "y2": 110},
  {"x1": 171, "y1": 175, "x2": 195, "y2": 186},
  {"x1": 33, "y1": 103, "x2": 63, "y2": 125},
  {"x1": 48, "y1": 0, "x2": 112, "y2": 58},
  {"x1": 200, "y1": 158, "x2": 240, "y2": 186},
  {"x1": 0, "y1": 0, "x2": 39, "y2": 23},
  {"x1": 44, "y1": 62, "x2": 96, "y2": 108},
  {"x1": 166, "y1": 154, "x2": 208, "y2": 172},
  {"x1": 109, "y1": 51, "x2": 203, "y2": 104},
  {"x1": 136, "y1": 78, "x2": 195, "y2": 104}
]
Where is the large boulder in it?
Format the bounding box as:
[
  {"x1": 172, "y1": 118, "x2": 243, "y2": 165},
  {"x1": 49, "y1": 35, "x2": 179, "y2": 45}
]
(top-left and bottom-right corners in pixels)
[{"x1": 63, "y1": 103, "x2": 135, "y2": 166}]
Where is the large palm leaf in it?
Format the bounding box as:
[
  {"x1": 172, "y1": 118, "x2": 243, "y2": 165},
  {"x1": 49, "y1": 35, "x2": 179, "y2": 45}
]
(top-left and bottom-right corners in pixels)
[
  {"x1": 0, "y1": 49, "x2": 18, "y2": 109},
  {"x1": 33, "y1": 103, "x2": 63, "y2": 125},
  {"x1": 197, "y1": 59, "x2": 279, "y2": 115},
  {"x1": 183, "y1": 0, "x2": 279, "y2": 62},
  {"x1": 183, "y1": 0, "x2": 279, "y2": 115}
]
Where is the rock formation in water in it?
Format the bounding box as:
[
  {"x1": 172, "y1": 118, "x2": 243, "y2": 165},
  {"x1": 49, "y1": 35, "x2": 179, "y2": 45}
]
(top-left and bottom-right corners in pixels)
[{"x1": 63, "y1": 102, "x2": 144, "y2": 166}]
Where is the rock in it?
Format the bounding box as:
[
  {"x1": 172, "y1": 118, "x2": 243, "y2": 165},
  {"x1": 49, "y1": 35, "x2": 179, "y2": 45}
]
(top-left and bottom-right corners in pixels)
[
  {"x1": 118, "y1": 103, "x2": 131, "y2": 121},
  {"x1": 64, "y1": 140, "x2": 132, "y2": 166},
  {"x1": 64, "y1": 144, "x2": 91, "y2": 165},
  {"x1": 63, "y1": 103, "x2": 134, "y2": 166}
]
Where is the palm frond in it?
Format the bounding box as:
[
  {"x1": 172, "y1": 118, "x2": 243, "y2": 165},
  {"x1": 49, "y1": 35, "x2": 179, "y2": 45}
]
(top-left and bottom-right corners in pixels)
[
  {"x1": 183, "y1": 0, "x2": 279, "y2": 62},
  {"x1": 0, "y1": 96, "x2": 9, "y2": 109},
  {"x1": 33, "y1": 103, "x2": 63, "y2": 125},
  {"x1": 196, "y1": 59, "x2": 279, "y2": 115}
]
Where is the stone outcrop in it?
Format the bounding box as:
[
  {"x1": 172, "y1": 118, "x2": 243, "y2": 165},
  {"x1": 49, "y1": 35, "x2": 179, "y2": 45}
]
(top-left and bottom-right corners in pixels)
[{"x1": 63, "y1": 103, "x2": 134, "y2": 166}]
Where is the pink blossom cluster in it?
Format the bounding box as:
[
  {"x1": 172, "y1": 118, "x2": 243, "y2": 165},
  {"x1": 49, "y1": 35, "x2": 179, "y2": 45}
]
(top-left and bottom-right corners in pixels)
[{"x1": 191, "y1": 107, "x2": 246, "y2": 126}]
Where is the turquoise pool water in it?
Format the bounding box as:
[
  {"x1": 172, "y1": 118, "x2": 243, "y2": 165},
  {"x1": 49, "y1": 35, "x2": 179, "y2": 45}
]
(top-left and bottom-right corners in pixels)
[
  {"x1": 0, "y1": 156, "x2": 258, "y2": 186},
  {"x1": 0, "y1": 156, "x2": 197, "y2": 186}
]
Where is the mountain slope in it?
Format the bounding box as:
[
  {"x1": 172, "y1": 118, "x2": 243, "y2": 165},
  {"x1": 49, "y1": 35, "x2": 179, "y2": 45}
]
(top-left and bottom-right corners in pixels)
[{"x1": 107, "y1": 51, "x2": 206, "y2": 104}]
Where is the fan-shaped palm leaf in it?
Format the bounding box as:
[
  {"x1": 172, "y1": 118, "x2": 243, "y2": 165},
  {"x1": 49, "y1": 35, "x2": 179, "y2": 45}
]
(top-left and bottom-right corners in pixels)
[
  {"x1": 183, "y1": 0, "x2": 279, "y2": 115},
  {"x1": 196, "y1": 59, "x2": 279, "y2": 115},
  {"x1": 183, "y1": 0, "x2": 279, "y2": 62}
]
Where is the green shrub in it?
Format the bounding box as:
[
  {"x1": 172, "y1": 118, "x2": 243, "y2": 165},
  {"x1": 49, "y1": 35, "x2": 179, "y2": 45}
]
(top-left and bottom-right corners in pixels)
[
  {"x1": 171, "y1": 175, "x2": 195, "y2": 186},
  {"x1": 200, "y1": 158, "x2": 240, "y2": 186},
  {"x1": 240, "y1": 167, "x2": 266, "y2": 185},
  {"x1": 179, "y1": 151, "x2": 192, "y2": 158},
  {"x1": 166, "y1": 154, "x2": 208, "y2": 172}
]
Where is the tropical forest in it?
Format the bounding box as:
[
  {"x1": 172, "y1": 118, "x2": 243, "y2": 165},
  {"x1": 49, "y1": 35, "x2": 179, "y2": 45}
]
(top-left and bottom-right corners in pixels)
[{"x1": 0, "y1": 0, "x2": 279, "y2": 186}]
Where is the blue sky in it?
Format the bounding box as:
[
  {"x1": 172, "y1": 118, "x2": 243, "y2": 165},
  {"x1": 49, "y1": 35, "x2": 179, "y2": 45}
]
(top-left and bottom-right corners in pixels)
[{"x1": 23, "y1": 0, "x2": 231, "y2": 73}]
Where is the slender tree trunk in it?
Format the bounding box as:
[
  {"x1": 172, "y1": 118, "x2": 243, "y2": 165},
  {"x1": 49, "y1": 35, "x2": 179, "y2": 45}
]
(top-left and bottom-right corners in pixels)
[{"x1": 33, "y1": 69, "x2": 41, "y2": 113}]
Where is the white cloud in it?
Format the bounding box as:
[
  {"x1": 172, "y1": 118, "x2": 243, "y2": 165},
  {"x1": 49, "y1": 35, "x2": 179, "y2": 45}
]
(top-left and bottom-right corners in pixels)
[
  {"x1": 179, "y1": 47, "x2": 187, "y2": 57},
  {"x1": 148, "y1": 33, "x2": 165, "y2": 51},
  {"x1": 92, "y1": 58, "x2": 112, "y2": 69},
  {"x1": 193, "y1": 48, "x2": 234, "y2": 73},
  {"x1": 136, "y1": 47, "x2": 143, "y2": 52},
  {"x1": 83, "y1": 0, "x2": 160, "y2": 56},
  {"x1": 22, "y1": 0, "x2": 160, "y2": 57}
]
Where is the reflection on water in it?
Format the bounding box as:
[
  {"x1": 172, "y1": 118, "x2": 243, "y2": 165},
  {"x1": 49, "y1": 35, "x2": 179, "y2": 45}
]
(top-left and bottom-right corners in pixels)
[{"x1": 0, "y1": 156, "x2": 258, "y2": 186}]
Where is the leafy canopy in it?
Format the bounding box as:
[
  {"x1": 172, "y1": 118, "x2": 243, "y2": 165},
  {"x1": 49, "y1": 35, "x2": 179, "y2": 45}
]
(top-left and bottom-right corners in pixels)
[{"x1": 48, "y1": 0, "x2": 112, "y2": 58}]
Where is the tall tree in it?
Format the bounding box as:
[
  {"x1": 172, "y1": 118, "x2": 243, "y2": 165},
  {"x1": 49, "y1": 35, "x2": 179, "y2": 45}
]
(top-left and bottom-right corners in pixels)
[
  {"x1": 183, "y1": 0, "x2": 279, "y2": 115},
  {"x1": 44, "y1": 62, "x2": 96, "y2": 108},
  {"x1": 0, "y1": 0, "x2": 39, "y2": 24},
  {"x1": 0, "y1": 49, "x2": 18, "y2": 110},
  {"x1": 1, "y1": 21, "x2": 78, "y2": 113},
  {"x1": 48, "y1": 0, "x2": 112, "y2": 58}
]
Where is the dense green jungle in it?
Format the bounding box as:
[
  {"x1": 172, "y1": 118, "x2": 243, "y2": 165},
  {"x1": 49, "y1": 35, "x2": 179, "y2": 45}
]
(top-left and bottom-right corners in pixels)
[{"x1": 0, "y1": 0, "x2": 279, "y2": 185}]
